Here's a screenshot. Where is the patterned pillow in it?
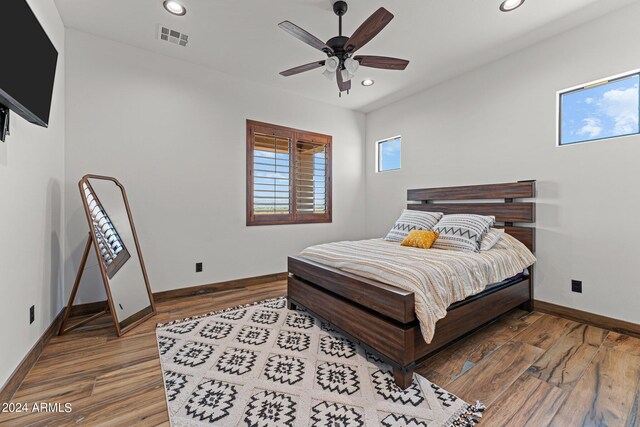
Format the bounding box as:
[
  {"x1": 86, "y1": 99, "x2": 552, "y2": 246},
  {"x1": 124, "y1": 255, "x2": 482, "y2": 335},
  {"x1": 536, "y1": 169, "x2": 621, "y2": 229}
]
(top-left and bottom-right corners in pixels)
[
  {"x1": 384, "y1": 209, "x2": 443, "y2": 242},
  {"x1": 432, "y1": 214, "x2": 495, "y2": 252},
  {"x1": 480, "y1": 228, "x2": 505, "y2": 251}
]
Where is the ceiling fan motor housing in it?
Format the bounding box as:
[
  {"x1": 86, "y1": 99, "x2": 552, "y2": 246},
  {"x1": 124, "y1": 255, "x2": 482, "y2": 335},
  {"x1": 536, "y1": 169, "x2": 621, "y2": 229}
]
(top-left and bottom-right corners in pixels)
[{"x1": 326, "y1": 36, "x2": 349, "y2": 59}]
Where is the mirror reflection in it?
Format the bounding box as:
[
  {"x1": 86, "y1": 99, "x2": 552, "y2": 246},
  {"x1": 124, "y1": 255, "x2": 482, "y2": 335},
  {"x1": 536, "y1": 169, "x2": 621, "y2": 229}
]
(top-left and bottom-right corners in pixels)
[
  {"x1": 82, "y1": 176, "x2": 155, "y2": 332},
  {"x1": 83, "y1": 182, "x2": 130, "y2": 279}
]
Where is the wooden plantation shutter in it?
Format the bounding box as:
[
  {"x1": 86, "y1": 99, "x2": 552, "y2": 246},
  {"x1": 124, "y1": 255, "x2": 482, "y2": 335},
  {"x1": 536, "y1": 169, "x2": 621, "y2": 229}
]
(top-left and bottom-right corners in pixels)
[
  {"x1": 247, "y1": 120, "x2": 332, "y2": 226},
  {"x1": 294, "y1": 136, "x2": 330, "y2": 221},
  {"x1": 253, "y1": 133, "x2": 291, "y2": 216}
]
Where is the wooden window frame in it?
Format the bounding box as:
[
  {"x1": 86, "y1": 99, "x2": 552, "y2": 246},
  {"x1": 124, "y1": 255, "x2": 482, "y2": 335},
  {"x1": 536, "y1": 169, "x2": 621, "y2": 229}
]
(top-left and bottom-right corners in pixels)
[{"x1": 246, "y1": 120, "x2": 332, "y2": 226}]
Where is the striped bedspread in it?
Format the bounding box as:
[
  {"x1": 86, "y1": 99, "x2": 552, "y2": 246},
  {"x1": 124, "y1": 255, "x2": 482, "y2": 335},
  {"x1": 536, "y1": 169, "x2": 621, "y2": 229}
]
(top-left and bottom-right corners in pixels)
[{"x1": 298, "y1": 233, "x2": 536, "y2": 343}]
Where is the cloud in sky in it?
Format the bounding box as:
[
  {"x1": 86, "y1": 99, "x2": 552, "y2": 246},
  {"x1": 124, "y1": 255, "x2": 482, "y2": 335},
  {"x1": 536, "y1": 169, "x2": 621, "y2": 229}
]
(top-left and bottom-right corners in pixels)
[
  {"x1": 578, "y1": 117, "x2": 603, "y2": 138},
  {"x1": 600, "y1": 85, "x2": 639, "y2": 135}
]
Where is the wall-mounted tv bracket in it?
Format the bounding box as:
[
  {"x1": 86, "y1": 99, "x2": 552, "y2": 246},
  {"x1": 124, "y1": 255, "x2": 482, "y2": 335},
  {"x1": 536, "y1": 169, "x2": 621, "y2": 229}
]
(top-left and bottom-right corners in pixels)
[{"x1": 0, "y1": 105, "x2": 9, "y2": 142}]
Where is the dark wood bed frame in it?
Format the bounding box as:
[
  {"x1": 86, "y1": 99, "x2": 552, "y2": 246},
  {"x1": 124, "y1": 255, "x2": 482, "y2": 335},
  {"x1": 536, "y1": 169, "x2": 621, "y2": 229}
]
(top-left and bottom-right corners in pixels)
[{"x1": 287, "y1": 181, "x2": 536, "y2": 389}]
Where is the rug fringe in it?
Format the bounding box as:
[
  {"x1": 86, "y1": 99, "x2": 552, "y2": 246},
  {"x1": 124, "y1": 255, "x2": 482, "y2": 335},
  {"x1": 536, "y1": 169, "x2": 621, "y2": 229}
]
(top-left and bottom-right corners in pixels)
[
  {"x1": 156, "y1": 296, "x2": 287, "y2": 328},
  {"x1": 446, "y1": 400, "x2": 485, "y2": 426}
]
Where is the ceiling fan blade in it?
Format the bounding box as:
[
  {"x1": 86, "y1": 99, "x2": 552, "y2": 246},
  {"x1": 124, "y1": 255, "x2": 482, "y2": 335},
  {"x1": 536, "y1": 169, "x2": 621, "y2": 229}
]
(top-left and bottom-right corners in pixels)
[
  {"x1": 280, "y1": 60, "x2": 326, "y2": 77},
  {"x1": 337, "y1": 69, "x2": 351, "y2": 92},
  {"x1": 344, "y1": 8, "x2": 394, "y2": 53},
  {"x1": 278, "y1": 21, "x2": 333, "y2": 54},
  {"x1": 354, "y1": 56, "x2": 409, "y2": 70}
]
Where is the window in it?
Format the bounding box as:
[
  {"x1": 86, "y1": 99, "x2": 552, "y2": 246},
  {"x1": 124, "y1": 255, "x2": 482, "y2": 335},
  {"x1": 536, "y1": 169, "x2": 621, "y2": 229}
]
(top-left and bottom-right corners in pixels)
[
  {"x1": 247, "y1": 120, "x2": 331, "y2": 225},
  {"x1": 377, "y1": 136, "x2": 401, "y2": 172},
  {"x1": 559, "y1": 71, "x2": 640, "y2": 146}
]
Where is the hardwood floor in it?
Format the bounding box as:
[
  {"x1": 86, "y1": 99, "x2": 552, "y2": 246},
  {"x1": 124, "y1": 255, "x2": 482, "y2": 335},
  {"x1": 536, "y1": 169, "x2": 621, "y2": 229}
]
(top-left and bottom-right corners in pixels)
[{"x1": 2, "y1": 280, "x2": 639, "y2": 426}]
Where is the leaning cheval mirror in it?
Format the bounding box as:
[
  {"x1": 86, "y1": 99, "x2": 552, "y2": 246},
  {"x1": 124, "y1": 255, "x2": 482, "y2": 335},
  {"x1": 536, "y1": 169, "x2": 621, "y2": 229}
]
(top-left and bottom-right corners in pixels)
[{"x1": 59, "y1": 175, "x2": 156, "y2": 336}]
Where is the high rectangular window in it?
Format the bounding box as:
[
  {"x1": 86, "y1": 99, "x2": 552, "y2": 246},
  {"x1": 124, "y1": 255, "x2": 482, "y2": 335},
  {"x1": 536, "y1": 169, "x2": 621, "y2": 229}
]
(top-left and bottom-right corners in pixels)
[
  {"x1": 247, "y1": 120, "x2": 332, "y2": 225},
  {"x1": 559, "y1": 72, "x2": 640, "y2": 146},
  {"x1": 377, "y1": 136, "x2": 401, "y2": 172}
]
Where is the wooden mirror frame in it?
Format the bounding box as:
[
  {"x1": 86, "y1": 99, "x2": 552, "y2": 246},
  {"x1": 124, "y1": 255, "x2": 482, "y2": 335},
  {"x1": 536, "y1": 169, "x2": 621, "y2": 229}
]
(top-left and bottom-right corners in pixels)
[{"x1": 59, "y1": 175, "x2": 156, "y2": 336}]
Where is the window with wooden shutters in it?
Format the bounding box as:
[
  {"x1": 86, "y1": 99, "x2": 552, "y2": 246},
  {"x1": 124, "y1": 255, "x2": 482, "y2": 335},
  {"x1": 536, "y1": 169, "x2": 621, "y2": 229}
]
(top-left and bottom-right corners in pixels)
[{"x1": 247, "y1": 120, "x2": 332, "y2": 225}]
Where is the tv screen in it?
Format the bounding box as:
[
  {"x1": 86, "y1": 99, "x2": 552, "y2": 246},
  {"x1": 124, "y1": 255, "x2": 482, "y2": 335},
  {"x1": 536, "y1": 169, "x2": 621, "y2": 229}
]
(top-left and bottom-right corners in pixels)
[{"x1": 0, "y1": 0, "x2": 59, "y2": 128}]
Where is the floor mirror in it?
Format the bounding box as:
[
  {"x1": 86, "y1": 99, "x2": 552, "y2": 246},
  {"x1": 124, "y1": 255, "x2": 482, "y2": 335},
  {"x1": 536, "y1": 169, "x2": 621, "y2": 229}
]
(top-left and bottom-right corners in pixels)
[{"x1": 59, "y1": 175, "x2": 156, "y2": 336}]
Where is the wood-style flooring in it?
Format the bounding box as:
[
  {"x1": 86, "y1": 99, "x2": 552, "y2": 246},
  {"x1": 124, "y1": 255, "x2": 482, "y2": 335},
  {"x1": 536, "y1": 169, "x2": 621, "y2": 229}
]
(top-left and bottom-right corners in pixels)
[{"x1": 1, "y1": 280, "x2": 639, "y2": 426}]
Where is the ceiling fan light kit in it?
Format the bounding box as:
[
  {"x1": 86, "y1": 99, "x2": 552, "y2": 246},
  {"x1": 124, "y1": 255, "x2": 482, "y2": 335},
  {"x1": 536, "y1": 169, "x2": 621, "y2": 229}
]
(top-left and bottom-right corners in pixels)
[
  {"x1": 344, "y1": 57, "x2": 359, "y2": 75},
  {"x1": 278, "y1": 1, "x2": 409, "y2": 96},
  {"x1": 325, "y1": 56, "x2": 340, "y2": 71},
  {"x1": 323, "y1": 69, "x2": 335, "y2": 81}
]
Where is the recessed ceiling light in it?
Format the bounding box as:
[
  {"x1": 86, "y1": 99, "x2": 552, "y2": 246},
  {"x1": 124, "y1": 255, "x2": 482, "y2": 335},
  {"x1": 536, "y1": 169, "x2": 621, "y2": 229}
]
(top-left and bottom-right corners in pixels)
[
  {"x1": 499, "y1": 0, "x2": 525, "y2": 12},
  {"x1": 361, "y1": 79, "x2": 375, "y2": 87},
  {"x1": 163, "y1": 1, "x2": 186, "y2": 16}
]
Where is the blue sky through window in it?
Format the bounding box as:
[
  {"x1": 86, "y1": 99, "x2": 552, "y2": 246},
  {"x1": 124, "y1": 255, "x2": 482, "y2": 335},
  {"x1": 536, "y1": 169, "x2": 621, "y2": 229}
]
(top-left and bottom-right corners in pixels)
[
  {"x1": 378, "y1": 137, "x2": 401, "y2": 171},
  {"x1": 560, "y1": 74, "x2": 640, "y2": 145}
]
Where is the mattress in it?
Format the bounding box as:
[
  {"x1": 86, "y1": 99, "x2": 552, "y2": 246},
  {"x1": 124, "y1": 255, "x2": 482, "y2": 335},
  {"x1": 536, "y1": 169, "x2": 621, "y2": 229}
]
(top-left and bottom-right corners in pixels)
[
  {"x1": 484, "y1": 272, "x2": 528, "y2": 291},
  {"x1": 298, "y1": 233, "x2": 536, "y2": 343}
]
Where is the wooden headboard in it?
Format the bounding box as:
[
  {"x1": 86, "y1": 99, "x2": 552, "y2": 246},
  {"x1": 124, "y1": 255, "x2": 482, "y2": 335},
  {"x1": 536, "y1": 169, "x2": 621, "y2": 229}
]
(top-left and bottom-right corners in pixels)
[{"x1": 407, "y1": 181, "x2": 536, "y2": 252}]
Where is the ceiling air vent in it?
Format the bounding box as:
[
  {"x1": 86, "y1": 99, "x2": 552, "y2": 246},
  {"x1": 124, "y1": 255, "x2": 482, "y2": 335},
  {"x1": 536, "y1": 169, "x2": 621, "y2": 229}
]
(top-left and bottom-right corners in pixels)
[{"x1": 158, "y1": 26, "x2": 189, "y2": 47}]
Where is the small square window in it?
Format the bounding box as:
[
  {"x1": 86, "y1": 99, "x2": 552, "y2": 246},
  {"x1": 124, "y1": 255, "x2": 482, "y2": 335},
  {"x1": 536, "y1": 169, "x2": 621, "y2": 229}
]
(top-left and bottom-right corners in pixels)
[
  {"x1": 559, "y1": 72, "x2": 640, "y2": 146},
  {"x1": 377, "y1": 136, "x2": 401, "y2": 172}
]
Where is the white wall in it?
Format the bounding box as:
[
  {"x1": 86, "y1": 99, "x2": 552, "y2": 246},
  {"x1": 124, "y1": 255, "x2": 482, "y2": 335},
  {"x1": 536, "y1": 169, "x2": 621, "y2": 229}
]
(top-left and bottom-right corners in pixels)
[
  {"x1": 64, "y1": 29, "x2": 367, "y2": 303},
  {"x1": 365, "y1": 3, "x2": 640, "y2": 324},
  {"x1": 0, "y1": 1, "x2": 66, "y2": 388}
]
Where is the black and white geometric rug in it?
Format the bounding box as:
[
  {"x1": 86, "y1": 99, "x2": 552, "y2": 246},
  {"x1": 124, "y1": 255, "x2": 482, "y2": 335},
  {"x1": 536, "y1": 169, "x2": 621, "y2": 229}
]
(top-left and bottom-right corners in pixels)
[{"x1": 156, "y1": 297, "x2": 484, "y2": 426}]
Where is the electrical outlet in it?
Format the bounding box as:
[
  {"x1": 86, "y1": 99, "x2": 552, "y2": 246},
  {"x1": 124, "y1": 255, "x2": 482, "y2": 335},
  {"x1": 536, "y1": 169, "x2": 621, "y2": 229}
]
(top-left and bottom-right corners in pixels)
[
  {"x1": 29, "y1": 305, "x2": 35, "y2": 324},
  {"x1": 196, "y1": 262, "x2": 203, "y2": 273},
  {"x1": 571, "y1": 280, "x2": 582, "y2": 293}
]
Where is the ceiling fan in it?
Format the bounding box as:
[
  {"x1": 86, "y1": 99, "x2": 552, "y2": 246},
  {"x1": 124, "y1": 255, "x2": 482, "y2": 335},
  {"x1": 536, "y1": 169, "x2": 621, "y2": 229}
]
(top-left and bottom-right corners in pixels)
[{"x1": 278, "y1": 1, "x2": 409, "y2": 95}]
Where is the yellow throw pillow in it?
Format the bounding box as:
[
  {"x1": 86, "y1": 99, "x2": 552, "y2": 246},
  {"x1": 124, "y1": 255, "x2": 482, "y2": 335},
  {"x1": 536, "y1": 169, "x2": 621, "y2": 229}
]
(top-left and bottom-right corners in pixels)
[{"x1": 401, "y1": 230, "x2": 440, "y2": 249}]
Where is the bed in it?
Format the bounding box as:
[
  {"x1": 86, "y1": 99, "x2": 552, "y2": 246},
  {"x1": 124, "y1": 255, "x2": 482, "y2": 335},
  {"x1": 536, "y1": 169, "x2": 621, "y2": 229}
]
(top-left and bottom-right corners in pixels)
[{"x1": 287, "y1": 181, "x2": 536, "y2": 389}]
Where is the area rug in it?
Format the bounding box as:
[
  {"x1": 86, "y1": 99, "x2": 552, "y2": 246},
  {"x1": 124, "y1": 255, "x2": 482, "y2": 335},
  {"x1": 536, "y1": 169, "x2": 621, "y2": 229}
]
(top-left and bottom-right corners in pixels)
[{"x1": 156, "y1": 297, "x2": 484, "y2": 426}]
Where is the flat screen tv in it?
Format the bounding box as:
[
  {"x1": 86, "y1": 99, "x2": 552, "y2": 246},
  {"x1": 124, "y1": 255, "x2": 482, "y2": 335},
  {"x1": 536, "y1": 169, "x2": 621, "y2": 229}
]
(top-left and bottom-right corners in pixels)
[{"x1": 0, "y1": 0, "x2": 59, "y2": 130}]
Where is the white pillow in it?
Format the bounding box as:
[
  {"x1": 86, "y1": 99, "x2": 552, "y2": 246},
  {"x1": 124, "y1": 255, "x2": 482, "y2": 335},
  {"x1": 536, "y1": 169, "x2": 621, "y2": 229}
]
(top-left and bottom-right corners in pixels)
[
  {"x1": 384, "y1": 209, "x2": 443, "y2": 242},
  {"x1": 432, "y1": 214, "x2": 495, "y2": 252},
  {"x1": 480, "y1": 228, "x2": 505, "y2": 251}
]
